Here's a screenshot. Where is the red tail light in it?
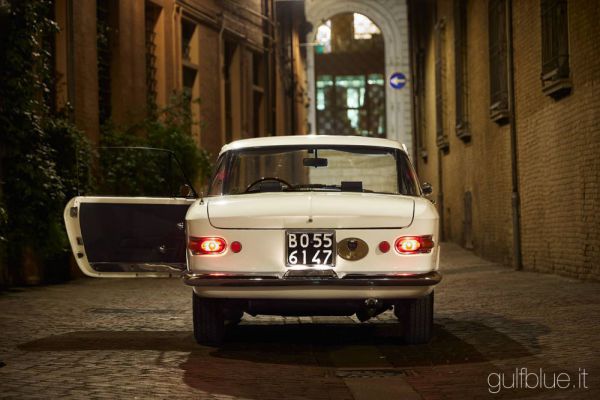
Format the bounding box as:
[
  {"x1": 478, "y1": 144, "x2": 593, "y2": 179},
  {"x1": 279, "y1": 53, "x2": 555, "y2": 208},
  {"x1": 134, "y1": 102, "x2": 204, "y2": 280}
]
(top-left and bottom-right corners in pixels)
[
  {"x1": 378, "y1": 241, "x2": 391, "y2": 253},
  {"x1": 230, "y1": 241, "x2": 242, "y2": 253},
  {"x1": 188, "y1": 237, "x2": 227, "y2": 255},
  {"x1": 395, "y1": 236, "x2": 434, "y2": 254}
]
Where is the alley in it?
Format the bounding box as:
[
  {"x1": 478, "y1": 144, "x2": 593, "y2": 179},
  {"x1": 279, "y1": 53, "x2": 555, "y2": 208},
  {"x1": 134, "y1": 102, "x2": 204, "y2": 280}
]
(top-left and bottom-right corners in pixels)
[{"x1": 0, "y1": 243, "x2": 598, "y2": 399}]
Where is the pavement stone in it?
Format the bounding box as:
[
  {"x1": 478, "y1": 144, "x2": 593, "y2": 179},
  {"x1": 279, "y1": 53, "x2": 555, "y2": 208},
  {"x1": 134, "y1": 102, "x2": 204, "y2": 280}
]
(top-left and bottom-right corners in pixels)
[{"x1": 0, "y1": 242, "x2": 598, "y2": 399}]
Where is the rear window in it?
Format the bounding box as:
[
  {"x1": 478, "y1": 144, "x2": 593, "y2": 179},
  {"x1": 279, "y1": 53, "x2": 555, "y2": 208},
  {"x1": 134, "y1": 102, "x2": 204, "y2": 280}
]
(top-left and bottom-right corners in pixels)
[{"x1": 208, "y1": 145, "x2": 420, "y2": 196}]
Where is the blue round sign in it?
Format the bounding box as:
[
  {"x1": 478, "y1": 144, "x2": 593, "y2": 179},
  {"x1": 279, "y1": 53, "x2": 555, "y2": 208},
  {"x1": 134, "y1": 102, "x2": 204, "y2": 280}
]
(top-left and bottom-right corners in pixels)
[{"x1": 390, "y1": 72, "x2": 407, "y2": 89}]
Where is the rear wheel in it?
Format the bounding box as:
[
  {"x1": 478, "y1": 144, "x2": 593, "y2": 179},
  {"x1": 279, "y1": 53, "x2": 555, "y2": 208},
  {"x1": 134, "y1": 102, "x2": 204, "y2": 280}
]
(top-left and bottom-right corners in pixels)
[
  {"x1": 192, "y1": 293, "x2": 225, "y2": 345},
  {"x1": 224, "y1": 309, "x2": 244, "y2": 325},
  {"x1": 394, "y1": 291, "x2": 434, "y2": 344}
]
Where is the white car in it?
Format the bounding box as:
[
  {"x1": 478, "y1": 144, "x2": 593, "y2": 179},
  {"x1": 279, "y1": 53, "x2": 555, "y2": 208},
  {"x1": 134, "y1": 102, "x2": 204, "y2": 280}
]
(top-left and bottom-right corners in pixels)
[{"x1": 64, "y1": 135, "x2": 441, "y2": 345}]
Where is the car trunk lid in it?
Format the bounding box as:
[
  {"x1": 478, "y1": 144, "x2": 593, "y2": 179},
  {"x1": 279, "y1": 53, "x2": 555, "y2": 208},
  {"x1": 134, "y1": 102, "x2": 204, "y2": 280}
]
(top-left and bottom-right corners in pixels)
[{"x1": 207, "y1": 192, "x2": 414, "y2": 229}]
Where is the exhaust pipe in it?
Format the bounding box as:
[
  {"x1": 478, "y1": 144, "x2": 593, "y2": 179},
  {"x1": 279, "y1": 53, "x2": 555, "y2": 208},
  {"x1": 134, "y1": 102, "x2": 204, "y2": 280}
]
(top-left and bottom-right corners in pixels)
[
  {"x1": 356, "y1": 298, "x2": 387, "y2": 322},
  {"x1": 365, "y1": 298, "x2": 380, "y2": 308}
]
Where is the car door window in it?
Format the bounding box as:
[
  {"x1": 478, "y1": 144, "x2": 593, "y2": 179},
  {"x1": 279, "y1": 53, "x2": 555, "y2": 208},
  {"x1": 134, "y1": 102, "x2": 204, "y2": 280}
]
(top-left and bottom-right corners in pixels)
[{"x1": 89, "y1": 147, "x2": 196, "y2": 197}]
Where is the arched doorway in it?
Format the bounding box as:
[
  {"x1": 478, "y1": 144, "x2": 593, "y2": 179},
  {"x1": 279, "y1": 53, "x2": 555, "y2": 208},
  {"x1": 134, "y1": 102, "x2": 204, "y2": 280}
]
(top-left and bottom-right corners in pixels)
[
  {"x1": 304, "y1": 0, "x2": 412, "y2": 153},
  {"x1": 313, "y1": 13, "x2": 386, "y2": 137}
]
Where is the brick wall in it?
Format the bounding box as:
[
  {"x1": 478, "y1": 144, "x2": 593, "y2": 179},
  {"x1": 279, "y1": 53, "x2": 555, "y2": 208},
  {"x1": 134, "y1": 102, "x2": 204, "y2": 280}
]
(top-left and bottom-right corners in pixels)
[
  {"x1": 513, "y1": 0, "x2": 600, "y2": 279},
  {"x1": 56, "y1": 0, "x2": 278, "y2": 156},
  {"x1": 412, "y1": 0, "x2": 599, "y2": 279},
  {"x1": 414, "y1": 0, "x2": 514, "y2": 266},
  {"x1": 309, "y1": 153, "x2": 398, "y2": 193}
]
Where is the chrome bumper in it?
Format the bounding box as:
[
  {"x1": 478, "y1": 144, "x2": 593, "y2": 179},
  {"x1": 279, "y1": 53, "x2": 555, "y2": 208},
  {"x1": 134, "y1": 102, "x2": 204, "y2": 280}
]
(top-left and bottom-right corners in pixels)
[{"x1": 182, "y1": 271, "x2": 442, "y2": 287}]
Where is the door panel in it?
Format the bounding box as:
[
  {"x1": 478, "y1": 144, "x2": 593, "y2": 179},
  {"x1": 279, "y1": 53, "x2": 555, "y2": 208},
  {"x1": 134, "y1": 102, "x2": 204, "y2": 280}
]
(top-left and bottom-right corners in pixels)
[{"x1": 65, "y1": 197, "x2": 195, "y2": 277}]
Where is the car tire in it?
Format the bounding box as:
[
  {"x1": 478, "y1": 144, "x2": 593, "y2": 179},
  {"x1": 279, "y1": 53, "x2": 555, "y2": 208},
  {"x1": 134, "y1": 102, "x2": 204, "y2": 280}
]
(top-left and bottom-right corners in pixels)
[
  {"x1": 395, "y1": 291, "x2": 434, "y2": 344},
  {"x1": 224, "y1": 309, "x2": 244, "y2": 325},
  {"x1": 192, "y1": 293, "x2": 225, "y2": 345}
]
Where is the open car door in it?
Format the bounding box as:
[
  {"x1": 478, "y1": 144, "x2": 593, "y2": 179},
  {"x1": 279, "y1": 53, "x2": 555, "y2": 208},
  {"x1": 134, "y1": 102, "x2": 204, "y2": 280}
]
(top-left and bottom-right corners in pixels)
[{"x1": 64, "y1": 147, "x2": 198, "y2": 278}]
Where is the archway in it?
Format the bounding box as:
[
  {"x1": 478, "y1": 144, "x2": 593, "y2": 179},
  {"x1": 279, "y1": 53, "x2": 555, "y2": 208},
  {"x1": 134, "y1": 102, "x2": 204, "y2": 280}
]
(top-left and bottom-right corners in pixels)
[
  {"x1": 304, "y1": 0, "x2": 413, "y2": 153},
  {"x1": 313, "y1": 13, "x2": 386, "y2": 137}
]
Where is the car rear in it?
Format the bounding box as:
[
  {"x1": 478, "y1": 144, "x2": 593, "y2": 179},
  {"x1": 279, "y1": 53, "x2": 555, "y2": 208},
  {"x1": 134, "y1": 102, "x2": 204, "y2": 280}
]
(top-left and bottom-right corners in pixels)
[{"x1": 182, "y1": 136, "x2": 441, "y2": 345}]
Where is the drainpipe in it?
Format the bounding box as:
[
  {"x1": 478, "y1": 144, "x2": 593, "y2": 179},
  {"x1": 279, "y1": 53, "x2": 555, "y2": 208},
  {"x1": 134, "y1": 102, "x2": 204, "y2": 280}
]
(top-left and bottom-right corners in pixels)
[
  {"x1": 437, "y1": 148, "x2": 444, "y2": 241},
  {"x1": 506, "y1": 0, "x2": 522, "y2": 270},
  {"x1": 408, "y1": 0, "x2": 419, "y2": 165}
]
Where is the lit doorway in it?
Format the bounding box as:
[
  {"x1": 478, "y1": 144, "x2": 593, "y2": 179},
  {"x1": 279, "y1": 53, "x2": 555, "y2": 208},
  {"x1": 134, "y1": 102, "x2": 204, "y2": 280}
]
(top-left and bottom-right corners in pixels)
[{"x1": 314, "y1": 13, "x2": 385, "y2": 137}]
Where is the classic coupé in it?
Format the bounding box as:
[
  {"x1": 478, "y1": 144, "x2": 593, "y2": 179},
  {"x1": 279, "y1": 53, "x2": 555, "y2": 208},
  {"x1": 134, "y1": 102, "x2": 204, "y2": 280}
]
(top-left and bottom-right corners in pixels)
[{"x1": 65, "y1": 135, "x2": 441, "y2": 344}]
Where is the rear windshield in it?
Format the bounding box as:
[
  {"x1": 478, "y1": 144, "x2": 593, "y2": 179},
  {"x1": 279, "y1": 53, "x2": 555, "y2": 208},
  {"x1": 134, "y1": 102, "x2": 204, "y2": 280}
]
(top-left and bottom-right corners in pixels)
[{"x1": 208, "y1": 145, "x2": 420, "y2": 196}]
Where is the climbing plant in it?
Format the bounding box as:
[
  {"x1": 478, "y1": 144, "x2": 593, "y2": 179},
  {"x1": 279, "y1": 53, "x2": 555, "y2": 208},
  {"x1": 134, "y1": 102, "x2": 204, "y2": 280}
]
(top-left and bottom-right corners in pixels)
[
  {"x1": 0, "y1": 0, "x2": 93, "y2": 285},
  {"x1": 0, "y1": 1, "x2": 212, "y2": 286},
  {"x1": 98, "y1": 93, "x2": 212, "y2": 197}
]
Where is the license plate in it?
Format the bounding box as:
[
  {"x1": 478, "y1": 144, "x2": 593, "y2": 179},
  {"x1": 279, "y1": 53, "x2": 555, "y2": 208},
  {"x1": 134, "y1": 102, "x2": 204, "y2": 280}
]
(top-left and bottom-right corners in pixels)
[{"x1": 286, "y1": 231, "x2": 335, "y2": 267}]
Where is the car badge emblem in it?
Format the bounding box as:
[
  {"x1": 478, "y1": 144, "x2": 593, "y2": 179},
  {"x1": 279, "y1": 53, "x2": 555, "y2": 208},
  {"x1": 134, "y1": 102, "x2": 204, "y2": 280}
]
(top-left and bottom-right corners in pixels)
[{"x1": 337, "y1": 238, "x2": 368, "y2": 261}]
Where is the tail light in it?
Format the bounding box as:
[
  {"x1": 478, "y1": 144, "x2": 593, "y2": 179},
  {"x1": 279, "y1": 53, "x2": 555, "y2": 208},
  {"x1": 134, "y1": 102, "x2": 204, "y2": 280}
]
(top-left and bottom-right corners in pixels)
[
  {"x1": 378, "y1": 241, "x2": 391, "y2": 253},
  {"x1": 230, "y1": 241, "x2": 242, "y2": 253},
  {"x1": 395, "y1": 235, "x2": 434, "y2": 254},
  {"x1": 188, "y1": 237, "x2": 227, "y2": 255}
]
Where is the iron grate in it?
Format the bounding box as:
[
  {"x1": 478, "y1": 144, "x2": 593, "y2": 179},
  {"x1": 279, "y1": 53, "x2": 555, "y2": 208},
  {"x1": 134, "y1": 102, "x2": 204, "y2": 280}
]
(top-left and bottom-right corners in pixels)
[{"x1": 335, "y1": 368, "x2": 418, "y2": 378}]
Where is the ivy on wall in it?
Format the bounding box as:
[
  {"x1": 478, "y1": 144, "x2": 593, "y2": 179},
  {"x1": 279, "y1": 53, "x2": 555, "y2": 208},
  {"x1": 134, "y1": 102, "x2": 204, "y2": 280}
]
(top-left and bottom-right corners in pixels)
[
  {"x1": 0, "y1": 1, "x2": 212, "y2": 287},
  {"x1": 0, "y1": 0, "x2": 80, "y2": 285}
]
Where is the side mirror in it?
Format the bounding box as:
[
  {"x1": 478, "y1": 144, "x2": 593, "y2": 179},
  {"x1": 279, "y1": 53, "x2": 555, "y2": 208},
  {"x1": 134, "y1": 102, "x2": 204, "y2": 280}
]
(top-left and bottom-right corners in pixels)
[
  {"x1": 179, "y1": 184, "x2": 195, "y2": 198},
  {"x1": 421, "y1": 182, "x2": 433, "y2": 196}
]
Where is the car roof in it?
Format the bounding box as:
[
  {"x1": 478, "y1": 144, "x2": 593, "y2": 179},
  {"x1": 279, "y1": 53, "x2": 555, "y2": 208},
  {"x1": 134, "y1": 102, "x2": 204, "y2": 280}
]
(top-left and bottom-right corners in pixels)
[{"x1": 219, "y1": 135, "x2": 406, "y2": 155}]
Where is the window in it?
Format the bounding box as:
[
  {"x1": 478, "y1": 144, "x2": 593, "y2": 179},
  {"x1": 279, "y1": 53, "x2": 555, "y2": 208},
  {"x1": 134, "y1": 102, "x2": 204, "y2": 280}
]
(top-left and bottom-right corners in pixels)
[
  {"x1": 315, "y1": 14, "x2": 382, "y2": 52},
  {"x1": 214, "y1": 146, "x2": 419, "y2": 196},
  {"x1": 415, "y1": 48, "x2": 428, "y2": 161},
  {"x1": 95, "y1": 148, "x2": 192, "y2": 197},
  {"x1": 181, "y1": 19, "x2": 197, "y2": 63},
  {"x1": 454, "y1": 0, "x2": 470, "y2": 141},
  {"x1": 541, "y1": 0, "x2": 571, "y2": 98},
  {"x1": 316, "y1": 74, "x2": 385, "y2": 137},
  {"x1": 435, "y1": 19, "x2": 449, "y2": 151},
  {"x1": 223, "y1": 41, "x2": 237, "y2": 143},
  {"x1": 353, "y1": 13, "x2": 381, "y2": 40},
  {"x1": 488, "y1": 0, "x2": 509, "y2": 124},
  {"x1": 413, "y1": 3, "x2": 429, "y2": 161},
  {"x1": 315, "y1": 20, "x2": 332, "y2": 54},
  {"x1": 251, "y1": 52, "x2": 265, "y2": 137},
  {"x1": 181, "y1": 18, "x2": 200, "y2": 138}
]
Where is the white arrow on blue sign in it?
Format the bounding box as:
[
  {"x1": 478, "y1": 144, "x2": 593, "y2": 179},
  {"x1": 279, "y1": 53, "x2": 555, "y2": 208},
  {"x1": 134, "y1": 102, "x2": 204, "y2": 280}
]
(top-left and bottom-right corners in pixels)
[{"x1": 389, "y1": 72, "x2": 407, "y2": 89}]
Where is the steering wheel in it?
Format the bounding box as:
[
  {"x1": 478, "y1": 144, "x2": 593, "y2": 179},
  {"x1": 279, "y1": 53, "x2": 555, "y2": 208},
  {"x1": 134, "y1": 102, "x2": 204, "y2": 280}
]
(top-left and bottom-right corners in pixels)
[{"x1": 244, "y1": 177, "x2": 292, "y2": 193}]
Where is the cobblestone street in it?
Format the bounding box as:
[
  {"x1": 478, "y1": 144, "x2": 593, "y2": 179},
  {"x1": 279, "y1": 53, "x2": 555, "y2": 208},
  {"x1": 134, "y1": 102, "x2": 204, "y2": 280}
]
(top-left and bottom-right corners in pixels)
[{"x1": 0, "y1": 243, "x2": 598, "y2": 399}]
